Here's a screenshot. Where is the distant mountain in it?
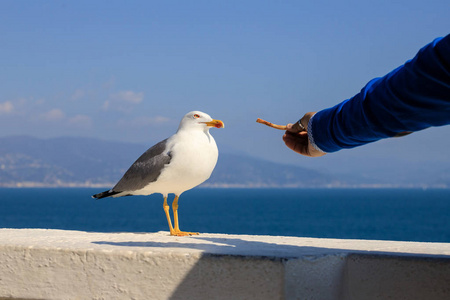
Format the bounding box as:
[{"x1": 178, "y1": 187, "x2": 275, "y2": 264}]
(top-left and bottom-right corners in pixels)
[
  {"x1": 0, "y1": 136, "x2": 335, "y2": 188},
  {"x1": 207, "y1": 153, "x2": 333, "y2": 187},
  {"x1": 0, "y1": 136, "x2": 143, "y2": 187},
  {"x1": 3, "y1": 136, "x2": 447, "y2": 188}
]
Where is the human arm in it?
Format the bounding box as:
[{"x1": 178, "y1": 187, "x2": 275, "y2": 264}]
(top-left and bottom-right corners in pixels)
[{"x1": 285, "y1": 35, "x2": 450, "y2": 156}]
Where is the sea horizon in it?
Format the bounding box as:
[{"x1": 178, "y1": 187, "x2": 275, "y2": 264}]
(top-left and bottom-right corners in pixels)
[
  {"x1": 1, "y1": 183, "x2": 449, "y2": 189},
  {"x1": 1, "y1": 187, "x2": 449, "y2": 243}
]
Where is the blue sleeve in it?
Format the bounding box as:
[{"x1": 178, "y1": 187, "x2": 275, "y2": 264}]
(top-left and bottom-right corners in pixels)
[{"x1": 311, "y1": 34, "x2": 450, "y2": 153}]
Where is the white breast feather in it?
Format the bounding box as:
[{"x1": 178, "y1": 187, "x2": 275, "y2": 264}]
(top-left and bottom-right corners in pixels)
[{"x1": 137, "y1": 129, "x2": 218, "y2": 196}]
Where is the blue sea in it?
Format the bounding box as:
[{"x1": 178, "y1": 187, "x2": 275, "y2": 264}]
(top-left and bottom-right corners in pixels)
[{"x1": 1, "y1": 188, "x2": 449, "y2": 243}]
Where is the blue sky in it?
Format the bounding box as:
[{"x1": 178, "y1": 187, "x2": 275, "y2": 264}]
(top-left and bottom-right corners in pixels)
[{"x1": 1, "y1": 1, "x2": 449, "y2": 177}]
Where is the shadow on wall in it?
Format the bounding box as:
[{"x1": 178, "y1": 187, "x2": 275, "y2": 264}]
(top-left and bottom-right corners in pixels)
[{"x1": 93, "y1": 237, "x2": 450, "y2": 300}]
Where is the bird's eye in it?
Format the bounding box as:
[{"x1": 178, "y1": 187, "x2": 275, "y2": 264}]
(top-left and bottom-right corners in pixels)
[{"x1": 193, "y1": 114, "x2": 200, "y2": 119}]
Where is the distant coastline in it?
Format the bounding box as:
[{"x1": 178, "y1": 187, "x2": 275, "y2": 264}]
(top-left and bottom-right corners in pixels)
[
  {"x1": 2, "y1": 136, "x2": 449, "y2": 189},
  {"x1": 1, "y1": 182, "x2": 447, "y2": 189}
]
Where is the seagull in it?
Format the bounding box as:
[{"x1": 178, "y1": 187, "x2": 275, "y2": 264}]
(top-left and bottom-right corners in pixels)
[{"x1": 92, "y1": 111, "x2": 224, "y2": 236}]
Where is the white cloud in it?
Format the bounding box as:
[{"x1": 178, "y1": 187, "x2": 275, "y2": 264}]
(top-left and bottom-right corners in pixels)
[
  {"x1": 102, "y1": 77, "x2": 116, "y2": 90},
  {"x1": 102, "y1": 100, "x2": 111, "y2": 110},
  {"x1": 68, "y1": 114, "x2": 93, "y2": 128},
  {"x1": 40, "y1": 109, "x2": 66, "y2": 121},
  {"x1": 37, "y1": 109, "x2": 93, "y2": 129},
  {"x1": 0, "y1": 101, "x2": 14, "y2": 114},
  {"x1": 134, "y1": 115, "x2": 171, "y2": 125},
  {"x1": 103, "y1": 90, "x2": 144, "y2": 112},
  {"x1": 71, "y1": 89, "x2": 85, "y2": 100},
  {"x1": 0, "y1": 97, "x2": 48, "y2": 117},
  {"x1": 152, "y1": 116, "x2": 171, "y2": 123},
  {"x1": 112, "y1": 90, "x2": 144, "y2": 104},
  {"x1": 117, "y1": 116, "x2": 171, "y2": 128}
]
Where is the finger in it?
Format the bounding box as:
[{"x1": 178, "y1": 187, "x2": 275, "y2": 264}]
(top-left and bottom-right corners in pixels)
[
  {"x1": 286, "y1": 123, "x2": 297, "y2": 133},
  {"x1": 284, "y1": 130, "x2": 308, "y2": 138},
  {"x1": 286, "y1": 122, "x2": 305, "y2": 133},
  {"x1": 283, "y1": 132, "x2": 309, "y2": 155}
]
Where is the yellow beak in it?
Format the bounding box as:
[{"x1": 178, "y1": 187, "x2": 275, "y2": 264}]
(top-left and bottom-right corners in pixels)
[{"x1": 204, "y1": 119, "x2": 225, "y2": 128}]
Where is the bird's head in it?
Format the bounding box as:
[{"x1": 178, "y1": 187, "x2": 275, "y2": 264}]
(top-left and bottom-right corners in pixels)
[{"x1": 178, "y1": 111, "x2": 224, "y2": 131}]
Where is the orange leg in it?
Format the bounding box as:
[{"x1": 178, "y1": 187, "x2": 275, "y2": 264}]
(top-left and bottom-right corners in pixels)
[
  {"x1": 172, "y1": 195, "x2": 199, "y2": 236},
  {"x1": 163, "y1": 196, "x2": 175, "y2": 235}
]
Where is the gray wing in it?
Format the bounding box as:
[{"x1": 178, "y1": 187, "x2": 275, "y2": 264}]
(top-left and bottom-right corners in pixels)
[{"x1": 112, "y1": 139, "x2": 172, "y2": 192}]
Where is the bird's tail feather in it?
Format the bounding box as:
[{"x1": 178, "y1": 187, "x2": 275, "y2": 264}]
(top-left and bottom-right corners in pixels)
[{"x1": 92, "y1": 190, "x2": 121, "y2": 199}]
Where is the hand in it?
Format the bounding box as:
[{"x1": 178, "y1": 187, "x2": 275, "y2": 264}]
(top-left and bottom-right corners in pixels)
[{"x1": 282, "y1": 112, "x2": 326, "y2": 157}]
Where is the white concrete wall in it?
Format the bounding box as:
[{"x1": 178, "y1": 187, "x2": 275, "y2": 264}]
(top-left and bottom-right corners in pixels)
[{"x1": 0, "y1": 229, "x2": 449, "y2": 300}]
